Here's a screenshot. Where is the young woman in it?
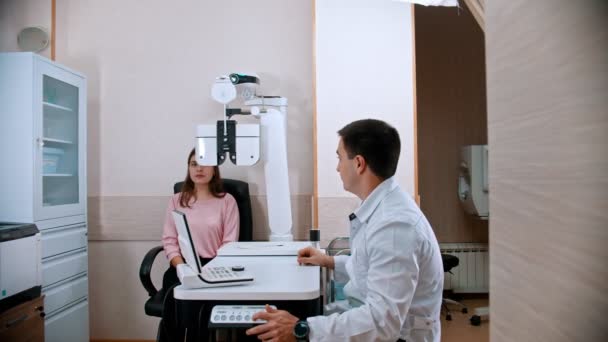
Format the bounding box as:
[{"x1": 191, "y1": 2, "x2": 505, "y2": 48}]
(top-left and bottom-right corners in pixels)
[{"x1": 162, "y1": 148, "x2": 240, "y2": 274}]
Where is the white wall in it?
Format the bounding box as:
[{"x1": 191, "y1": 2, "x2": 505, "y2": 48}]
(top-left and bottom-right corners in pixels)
[
  {"x1": 0, "y1": 0, "x2": 51, "y2": 58},
  {"x1": 314, "y1": 0, "x2": 415, "y2": 243},
  {"x1": 315, "y1": 0, "x2": 415, "y2": 197}
]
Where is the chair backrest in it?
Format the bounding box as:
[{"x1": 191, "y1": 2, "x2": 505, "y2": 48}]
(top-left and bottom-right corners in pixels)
[
  {"x1": 442, "y1": 254, "x2": 459, "y2": 273},
  {"x1": 173, "y1": 179, "x2": 253, "y2": 242}
]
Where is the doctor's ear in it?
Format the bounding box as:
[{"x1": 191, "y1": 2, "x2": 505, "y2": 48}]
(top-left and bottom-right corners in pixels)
[{"x1": 354, "y1": 156, "x2": 365, "y2": 171}]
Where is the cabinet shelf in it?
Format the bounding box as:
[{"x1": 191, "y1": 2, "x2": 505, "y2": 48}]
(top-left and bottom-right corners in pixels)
[
  {"x1": 43, "y1": 137, "x2": 74, "y2": 144},
  {"x1": 43, "y1": 173, "x2": 74, "y2": 177},
  {"x1": 43, "y1": 102, "x2": 74, "y2": 112}
]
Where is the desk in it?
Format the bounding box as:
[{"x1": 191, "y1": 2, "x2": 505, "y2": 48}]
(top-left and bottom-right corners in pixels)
[{"x1": 174, "y1": 255, "x2": 321, "y2": 341}]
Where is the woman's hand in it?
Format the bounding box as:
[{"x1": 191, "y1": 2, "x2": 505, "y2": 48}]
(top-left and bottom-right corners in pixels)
[
  {"x1": 170, "y1": 256, "x2": 185, "y2": 267},
  {"x1": 175, "y1": 263, "x2": 189, "y2": 280},
  {"x1": 297, "y1": 246, "x2": 334, "y2": 269}
]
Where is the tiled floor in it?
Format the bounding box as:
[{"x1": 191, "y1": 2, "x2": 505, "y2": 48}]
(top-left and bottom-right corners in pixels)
[{"x1": 441, "y1": 298, "x2": 489, "y2": 342}]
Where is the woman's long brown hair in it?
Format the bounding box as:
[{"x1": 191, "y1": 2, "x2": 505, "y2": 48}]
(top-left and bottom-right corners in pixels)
[{"x1": 179, "y1": 148, "x2": 225, "y2": 208}]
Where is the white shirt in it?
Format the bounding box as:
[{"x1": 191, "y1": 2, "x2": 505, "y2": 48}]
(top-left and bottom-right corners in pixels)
[{"x1": 308, "y1": 177, "x2": 444, "y2": 342}]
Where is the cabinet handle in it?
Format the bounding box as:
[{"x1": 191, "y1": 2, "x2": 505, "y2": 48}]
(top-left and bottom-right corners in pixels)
[
  {"x1": 5, "y1": 314, "x2": 27, "y2": 328},
  {"x1": 37, "y1": 138, "x2": 45, "y2": 148}
]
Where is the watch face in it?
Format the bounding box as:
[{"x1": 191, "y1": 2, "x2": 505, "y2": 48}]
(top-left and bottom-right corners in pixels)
[{"x1": 294, "y1": 321, "x2": 309, "y2": 338}]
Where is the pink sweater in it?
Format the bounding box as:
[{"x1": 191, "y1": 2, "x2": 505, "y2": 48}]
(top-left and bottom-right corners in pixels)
[{"x1": 162, "y1": 192, "x2": 240, "y2": 261}]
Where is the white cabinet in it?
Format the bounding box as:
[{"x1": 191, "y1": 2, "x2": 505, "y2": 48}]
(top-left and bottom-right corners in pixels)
[
  {"x1": 45, "y1": 299, "x2": 89, "y2": 342},
  {"x1": 0, "y1": 52, "x2": 86, "y2": 222},
  {"x1": 0, "y1": 52, "x2": 89, "y2": 342}
]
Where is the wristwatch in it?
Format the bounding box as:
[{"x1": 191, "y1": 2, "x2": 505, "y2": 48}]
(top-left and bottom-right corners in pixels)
[{"x1": 293, "y1": 320, "x2": 310, "y2": 341}]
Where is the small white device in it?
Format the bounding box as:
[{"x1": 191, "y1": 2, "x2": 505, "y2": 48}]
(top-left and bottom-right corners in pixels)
[
  {"x1": 196, "y1": 123, "x2": 260, "y2": 166},
  {"x1": 172, "y1": 210, "x2": 254, "y2": 288},
  {"x1": 198, "y1": 266, "x2": 252, "y2": 284},
  {"x1": 458, "y1": 145, "x2": 489, "y2": 219},
  {"x1": 209, "y1": 305, "x2": 277, "y2": 327},
  {"x1": 0, "y1": 223, "x2": 42, "y2": 301}
]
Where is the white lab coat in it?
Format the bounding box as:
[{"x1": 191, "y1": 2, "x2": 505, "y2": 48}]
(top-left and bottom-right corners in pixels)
[{"x1": 308, "y1": 177, "x2": 444, "y2": 342}]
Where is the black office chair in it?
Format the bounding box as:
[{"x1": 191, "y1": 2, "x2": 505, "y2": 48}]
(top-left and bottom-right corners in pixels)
[
  {"x1": 441, "y1": 254, "x2": 468, "y2": 321},
  {"x1": 139, "y1": 178, "x2": 254, "y2": 342}
]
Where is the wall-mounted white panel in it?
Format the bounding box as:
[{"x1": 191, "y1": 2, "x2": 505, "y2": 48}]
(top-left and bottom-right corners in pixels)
[{"x1": 315, "y1": 0, "x2": 415, "y2": 198}]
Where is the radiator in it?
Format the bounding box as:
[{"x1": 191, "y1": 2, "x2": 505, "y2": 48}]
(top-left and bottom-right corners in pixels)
[{"x1": 440, "y1": 243, "x2": 489, "y2": 293}]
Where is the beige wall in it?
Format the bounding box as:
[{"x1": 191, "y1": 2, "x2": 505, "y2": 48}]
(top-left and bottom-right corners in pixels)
[
  {"x1": 65, "y1": 0, "x2": 315, "y2": 244},
  {"x1": 88, "y1": 194, "x2": 312, "y2": 242},
  {"x1": 0, "y1": 0, "x2": 51, "y2": 59},
  {"x1": 88, "y1": 241, "x2": 165, "y2": 340},
  {"x1": 487, "y1": 1, "x2": 608, "y2": 341},
  {"x1": 54, "y1": 0, "x2": 313, "y2": 198},
  {"x1": 414, "y1": 4, "x2": 488, "y2": 243}
]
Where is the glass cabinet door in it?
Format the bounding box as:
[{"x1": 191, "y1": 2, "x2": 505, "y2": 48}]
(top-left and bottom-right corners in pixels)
[{"x1": 35, "y1": 60, "x2": 86, "y2": 220}]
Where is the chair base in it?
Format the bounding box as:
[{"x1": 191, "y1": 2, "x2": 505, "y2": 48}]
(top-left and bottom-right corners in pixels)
[
  {"x1": 470, "y1": 306, "x2": 489, "y2": 326},
  {"x1": 442, "y1": 298, "x2": 468, "y2": 321}
]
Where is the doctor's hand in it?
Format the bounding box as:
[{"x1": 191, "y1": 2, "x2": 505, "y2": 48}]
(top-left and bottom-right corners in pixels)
[
  {"x1": 297, "y1": 246, "x2": 334, "y2": 269},
  {"x1": 245, "y1": 305, "x2": 298, "y2": 342}
]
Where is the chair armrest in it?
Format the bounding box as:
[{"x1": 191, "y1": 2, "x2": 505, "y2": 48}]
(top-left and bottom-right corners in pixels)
[{"x1": 140, "y1": 245, "x2": 165, "y2": 297}]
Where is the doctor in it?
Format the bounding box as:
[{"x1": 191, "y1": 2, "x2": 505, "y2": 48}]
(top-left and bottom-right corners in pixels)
[{"x1": 247, "y1": 119, "x2": 444, "y2": 342}]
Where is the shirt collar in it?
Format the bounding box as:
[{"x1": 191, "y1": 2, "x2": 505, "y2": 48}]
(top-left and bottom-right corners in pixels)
[{"x1": 353, "y1": 177, "x2": 399, "y2": 223}]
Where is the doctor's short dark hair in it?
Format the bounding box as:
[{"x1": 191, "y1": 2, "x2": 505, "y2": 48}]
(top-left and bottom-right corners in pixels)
[{"x1": 338, "y1": 119, "x2": 401, "y2": 180}]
